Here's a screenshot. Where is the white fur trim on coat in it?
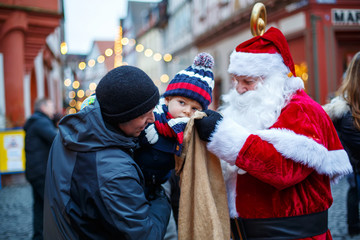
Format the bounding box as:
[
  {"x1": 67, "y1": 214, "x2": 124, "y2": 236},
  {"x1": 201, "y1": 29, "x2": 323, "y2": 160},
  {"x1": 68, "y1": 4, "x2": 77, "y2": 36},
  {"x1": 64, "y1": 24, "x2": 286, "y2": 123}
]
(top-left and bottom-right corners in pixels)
[
  {"x1": 228, "y1": 51, "x2": 290, "y2": 77},
  {"x1": 323, "y1": 96, "x2": 350, "y2": 121},
  {"x1": 207, "y1": 117, "x2": 250, "y2": 165},
  {"x1": 256, "y1": 128, "x2": 352, "y2": 183},
  {"x1": 286, "y1": 76, "x2": 304, "y2": 93}
]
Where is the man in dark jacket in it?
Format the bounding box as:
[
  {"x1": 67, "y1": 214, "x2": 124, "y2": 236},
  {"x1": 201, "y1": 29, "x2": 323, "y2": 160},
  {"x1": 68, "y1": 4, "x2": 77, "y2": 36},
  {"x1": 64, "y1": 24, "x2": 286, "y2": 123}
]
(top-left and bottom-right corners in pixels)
[
  {"x1": 43, "y1": 66, "x2": 171, "y2": 240},
  {"x1": 24, "y1": 98, "x2": 57, "y2": 240}
]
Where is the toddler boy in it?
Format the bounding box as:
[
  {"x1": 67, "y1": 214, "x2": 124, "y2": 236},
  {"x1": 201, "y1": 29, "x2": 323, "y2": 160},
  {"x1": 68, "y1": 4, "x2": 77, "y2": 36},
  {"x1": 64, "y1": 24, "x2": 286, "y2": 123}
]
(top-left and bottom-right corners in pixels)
[{"x1": 135, "y1": 52, "x2": 215, "y2": 198}]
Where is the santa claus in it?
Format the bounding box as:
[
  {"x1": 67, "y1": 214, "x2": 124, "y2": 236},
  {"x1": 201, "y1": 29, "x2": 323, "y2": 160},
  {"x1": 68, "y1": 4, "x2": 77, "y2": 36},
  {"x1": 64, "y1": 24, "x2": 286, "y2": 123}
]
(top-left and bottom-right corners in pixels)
[{"x1": 195, "y1": 27, "x2": 352, "y2": 240}]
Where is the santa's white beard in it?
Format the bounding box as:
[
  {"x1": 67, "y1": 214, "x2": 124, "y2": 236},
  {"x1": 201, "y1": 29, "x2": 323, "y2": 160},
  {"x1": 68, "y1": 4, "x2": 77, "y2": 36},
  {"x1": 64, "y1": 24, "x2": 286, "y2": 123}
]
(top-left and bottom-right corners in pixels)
[{"x1": 219, "y1": 74, "x2": 293, "y2": 131}]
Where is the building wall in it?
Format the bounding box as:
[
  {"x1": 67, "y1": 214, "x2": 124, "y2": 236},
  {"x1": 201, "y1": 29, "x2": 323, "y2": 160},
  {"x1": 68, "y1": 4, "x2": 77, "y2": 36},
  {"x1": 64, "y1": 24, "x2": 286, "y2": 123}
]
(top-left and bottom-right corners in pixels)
[
  {"x1": 0, "y1": 0, "x2": 62, "y2": 127},
  {"x1": 136, "y1": 28, "x2": 163, "y2": 92},
  {"x1": 194, "y1": 0, "x2": 360, "y2": 105},
  {"x1": 192, "y1": 0, "x2": 252, "y2": 37},
  {"x1": 164, "y1": 0, "x2": 194, "y2": 90},
  {"x1": 119, "y1": 0, "x2": 360, "y2": 106}
]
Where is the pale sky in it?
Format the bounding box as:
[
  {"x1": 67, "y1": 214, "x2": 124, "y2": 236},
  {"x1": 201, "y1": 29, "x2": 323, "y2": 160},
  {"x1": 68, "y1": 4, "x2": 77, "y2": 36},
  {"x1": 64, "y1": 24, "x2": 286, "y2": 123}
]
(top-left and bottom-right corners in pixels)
[
  {"x1": 64, "y1": 0, "x2": 127, "y2": 54},
  {"x1": 64, "y1": 0, "x2": 162, "y2": 54}
]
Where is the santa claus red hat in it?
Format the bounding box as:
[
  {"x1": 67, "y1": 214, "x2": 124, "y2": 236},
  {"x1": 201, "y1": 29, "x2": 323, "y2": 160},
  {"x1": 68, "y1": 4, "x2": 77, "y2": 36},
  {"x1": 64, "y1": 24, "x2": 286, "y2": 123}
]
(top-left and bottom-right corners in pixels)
[{"x1": 228, "y1": 27, "x2": 296, "y2": 78}]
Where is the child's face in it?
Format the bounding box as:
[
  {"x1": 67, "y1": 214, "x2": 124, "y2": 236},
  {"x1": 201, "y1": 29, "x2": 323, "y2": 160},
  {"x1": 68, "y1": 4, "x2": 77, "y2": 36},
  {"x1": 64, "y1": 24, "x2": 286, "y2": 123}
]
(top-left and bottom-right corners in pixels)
[{"x1": 165, "y1": 96, "x2": 202, "y2": 118}]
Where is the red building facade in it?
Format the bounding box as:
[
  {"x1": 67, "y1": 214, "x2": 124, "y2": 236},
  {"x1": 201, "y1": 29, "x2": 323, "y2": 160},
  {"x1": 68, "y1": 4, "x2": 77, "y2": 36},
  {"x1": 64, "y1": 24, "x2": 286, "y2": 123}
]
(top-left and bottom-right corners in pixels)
[
  {"x1": 283, "y1": 0, "x2": 360, "y2": 103},
  {"x1": 0, "y1": 0, "x2": 62, "y2": 127}
]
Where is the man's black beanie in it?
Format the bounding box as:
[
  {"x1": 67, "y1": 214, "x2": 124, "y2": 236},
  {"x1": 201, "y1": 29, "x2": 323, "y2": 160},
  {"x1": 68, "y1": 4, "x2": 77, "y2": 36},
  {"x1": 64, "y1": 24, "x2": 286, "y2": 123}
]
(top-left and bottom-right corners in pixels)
[{"x1": 96, "y1": 65, "x2": 159, "y2": 125}]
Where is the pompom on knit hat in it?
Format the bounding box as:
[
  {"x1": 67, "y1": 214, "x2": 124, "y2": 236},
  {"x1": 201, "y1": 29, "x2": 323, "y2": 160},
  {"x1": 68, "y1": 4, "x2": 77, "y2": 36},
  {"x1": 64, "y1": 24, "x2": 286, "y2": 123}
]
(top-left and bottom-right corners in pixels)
[
  {"x1": 96, "y1": 65, "x2": 159, "y2": 125},
  {"x1": 163, "y1": 52, "x2": 215, "y2": 110},
  {"x1": 228, "y1": 27, "x2": 296, "y2": 78}
]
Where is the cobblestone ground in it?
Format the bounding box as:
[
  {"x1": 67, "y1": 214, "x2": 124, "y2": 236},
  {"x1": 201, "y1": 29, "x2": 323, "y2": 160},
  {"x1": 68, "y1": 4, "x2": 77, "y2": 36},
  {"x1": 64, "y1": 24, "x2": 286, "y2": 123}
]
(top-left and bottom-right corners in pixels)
[
  {"x1": 0, "y1": 178, "x2": 359, "y2": 239},
  {"x1": 0, "y1": 183, "x2": 33, "y2": 240},
  {"x1": 329, "y1": 178, "x2": 356, "y2": 240}
]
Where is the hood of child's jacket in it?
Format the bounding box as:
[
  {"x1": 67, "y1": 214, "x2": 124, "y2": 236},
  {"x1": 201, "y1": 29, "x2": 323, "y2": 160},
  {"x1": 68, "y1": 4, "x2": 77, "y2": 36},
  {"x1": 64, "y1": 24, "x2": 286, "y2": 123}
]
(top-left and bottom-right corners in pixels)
[{"x1": 58, "y1": 100, "x2": 137, "y2": 152}]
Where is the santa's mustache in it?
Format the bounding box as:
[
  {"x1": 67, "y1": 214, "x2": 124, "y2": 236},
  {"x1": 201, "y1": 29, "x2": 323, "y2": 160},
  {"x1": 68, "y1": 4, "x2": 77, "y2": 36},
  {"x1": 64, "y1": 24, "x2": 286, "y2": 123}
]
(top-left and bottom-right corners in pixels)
[{"x1": 219, "y1": 75, "x2": 290, "y2": 130}]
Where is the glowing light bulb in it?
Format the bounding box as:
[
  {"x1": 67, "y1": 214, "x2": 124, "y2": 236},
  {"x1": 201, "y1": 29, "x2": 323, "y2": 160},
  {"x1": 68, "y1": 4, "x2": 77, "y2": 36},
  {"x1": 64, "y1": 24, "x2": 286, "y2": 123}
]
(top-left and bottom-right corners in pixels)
[
  {"x1": 60, "y1": 42, "x2": 68, "y2": 55},
  {"x1": 136, "y1": 44, "x2": 144, "y2": 52},
  {"x1": 163, "y1": 54, "x2": 172, "y2": 62},
  {"x1": 77, "y1": 89, "x2": 85, "y2": 98},
  {"x1": 69, "y1": 108, "x2": 77, "y2": 114},
  {"x1": 129, "y1": 39, "x2": 136, "y2": 46},
  {"x1": 78, "y1": 62, "x2": 86, "y2": 70},
  {"x1": 121, "y1": 37, "x2": 129, "y2": 45},
  {"x1": 144, "y1": 49, "x2": 153, "y2": 57},
  {"x1": 97, "y1": 55, "x2": 105, "y2": 63},
  {"x1": 105, "y1": 48, "x2": 113, "y2": 57},
  {"x1": 64, "y1": 78, "x2": 71, "y2": 87},
  {"x1": 89, "y1": 82, "x2": 97, "y2": 91},
  {"x1": 69, "y1": 99, "x2": 76, "y2": 107},
  {"x1": 69, "y1": 91, "x2": 76, "y2": 99},
  {"x1": 72, "y1": 81, "x2": 80, "y2": 89},
  {"x1": 88, "y1": 59, "x2": 95, "y2": 67},
  {"x1": 153, "y1": 53, "x2": 162, "y2": 61},
  {"x1": 160, "y1": 74, "x2": 169, "y2": 83},
  {"x1": 76, "y1": 101, "x2": 82, "y2": 110}
]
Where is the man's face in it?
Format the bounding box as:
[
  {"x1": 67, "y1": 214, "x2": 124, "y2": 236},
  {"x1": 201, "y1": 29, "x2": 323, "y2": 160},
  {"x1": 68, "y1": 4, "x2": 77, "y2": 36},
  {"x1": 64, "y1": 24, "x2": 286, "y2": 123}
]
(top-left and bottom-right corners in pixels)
[
  {"x1": 165, "y1": 96, "x2": 202, "y2": 118},
  {"x1": 42, "y1": 100, "x2": 55, "y2": 119},
  {"x1": 118, "y1": 108, "x2": 155, "y2": 137},
  {"x1": 232, "y1": 75, "x2": 262, "y2": 95}
]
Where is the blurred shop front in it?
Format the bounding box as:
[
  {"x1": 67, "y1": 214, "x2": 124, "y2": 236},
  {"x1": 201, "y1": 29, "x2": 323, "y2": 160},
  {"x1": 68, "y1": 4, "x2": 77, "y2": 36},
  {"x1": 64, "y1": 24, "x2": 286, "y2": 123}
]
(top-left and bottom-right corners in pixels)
[
  {"x1": 286, "y1": 1, "x2": 360, "y2": 104},
  {"x1": 194, "y1": 0, "x2": 360, "y2": 106},
  {"x1": 0, "y1": 1, "x2": 63, "y2": 186}
]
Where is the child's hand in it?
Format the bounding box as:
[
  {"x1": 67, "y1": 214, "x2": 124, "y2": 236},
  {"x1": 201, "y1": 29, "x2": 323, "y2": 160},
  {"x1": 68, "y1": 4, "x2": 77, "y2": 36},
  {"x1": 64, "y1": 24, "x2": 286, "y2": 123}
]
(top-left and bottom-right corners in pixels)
[{"x1": 144, "y1": 123, "x2": 159, "y2": 144}]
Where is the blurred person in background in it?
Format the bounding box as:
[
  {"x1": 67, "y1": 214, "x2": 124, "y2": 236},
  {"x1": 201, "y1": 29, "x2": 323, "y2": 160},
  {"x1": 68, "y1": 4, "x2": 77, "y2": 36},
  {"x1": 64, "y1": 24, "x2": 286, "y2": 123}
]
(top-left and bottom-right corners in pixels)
[
  {"x1": 43, "y1": 66, "x2": 171, "y2": 240},
  {"x1": 24, "y1": 98, "x2": 57, "y2": 240},
  {"x1": 323, "y1": 51, "x2": 360, "y2": 237}
]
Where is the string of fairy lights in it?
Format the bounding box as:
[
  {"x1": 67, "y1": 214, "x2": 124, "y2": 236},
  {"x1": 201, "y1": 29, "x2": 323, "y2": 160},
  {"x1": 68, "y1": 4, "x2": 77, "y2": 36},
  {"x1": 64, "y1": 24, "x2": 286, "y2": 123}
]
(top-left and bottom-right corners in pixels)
[
  {"x1": 60, "y1": 38, "x2": 173, "y2": 71},
  {"x1": 60, "y1": 32, "x2": 174, "y2": 114}
]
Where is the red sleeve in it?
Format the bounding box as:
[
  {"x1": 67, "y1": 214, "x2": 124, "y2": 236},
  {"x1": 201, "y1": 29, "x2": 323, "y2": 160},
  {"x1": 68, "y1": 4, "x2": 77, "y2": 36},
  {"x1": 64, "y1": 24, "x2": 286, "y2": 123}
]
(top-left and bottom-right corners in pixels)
[
  {"x1": 235, "y1": 100, "x2": 323, "y2": 190},
  {"x1": 237, "y1": 135, "x2": 314, "y2": 190}
]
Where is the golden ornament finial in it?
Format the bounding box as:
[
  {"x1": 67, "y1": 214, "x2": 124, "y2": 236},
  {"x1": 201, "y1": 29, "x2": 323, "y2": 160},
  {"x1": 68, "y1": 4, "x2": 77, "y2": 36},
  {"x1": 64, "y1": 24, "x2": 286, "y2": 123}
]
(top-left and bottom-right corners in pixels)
[{"x1": 250, "y1": 3, "x2": 267, "y2": 36}]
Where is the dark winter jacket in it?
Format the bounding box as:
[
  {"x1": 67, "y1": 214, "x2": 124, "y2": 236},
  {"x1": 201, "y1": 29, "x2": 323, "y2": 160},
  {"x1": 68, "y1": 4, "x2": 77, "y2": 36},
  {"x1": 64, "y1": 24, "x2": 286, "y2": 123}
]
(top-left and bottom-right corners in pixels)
[
  {"x1": 134, "y1": 134, "x2": 176, "y2": 187},
  {"x1": 324, "y1": 96, "x2": 360, "y2": 173},
  {"x1": 43, "y1": 100, "x2": 171, "y2": 240},
  {"x1": 24, "y1": 111, "x2": 57, "y2": 182}
]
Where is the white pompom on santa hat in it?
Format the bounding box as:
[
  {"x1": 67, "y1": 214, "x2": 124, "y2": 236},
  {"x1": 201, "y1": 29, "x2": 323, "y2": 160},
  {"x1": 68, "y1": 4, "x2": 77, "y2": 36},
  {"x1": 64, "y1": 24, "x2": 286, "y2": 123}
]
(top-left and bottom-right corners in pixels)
[{"x1": 228, "y1": 27, "x2": 296, "y2": 78}]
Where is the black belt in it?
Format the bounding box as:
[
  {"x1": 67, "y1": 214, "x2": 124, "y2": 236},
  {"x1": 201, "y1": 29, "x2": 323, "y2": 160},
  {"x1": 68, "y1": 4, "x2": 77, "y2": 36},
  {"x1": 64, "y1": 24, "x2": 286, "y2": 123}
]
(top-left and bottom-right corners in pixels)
[{"x1": 231, "y1": 210, "x2": 328, "y2": 240}]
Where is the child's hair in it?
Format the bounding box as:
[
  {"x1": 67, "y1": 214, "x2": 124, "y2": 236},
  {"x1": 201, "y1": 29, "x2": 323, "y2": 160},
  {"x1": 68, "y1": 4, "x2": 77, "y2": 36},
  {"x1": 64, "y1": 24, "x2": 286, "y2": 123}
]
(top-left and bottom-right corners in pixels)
[
  {"x1": 339, "y1": 51, "x2": 360, "y2": 130},
  {"x1": 163, "y1": 52, "x2": 215, "y2": 110}
]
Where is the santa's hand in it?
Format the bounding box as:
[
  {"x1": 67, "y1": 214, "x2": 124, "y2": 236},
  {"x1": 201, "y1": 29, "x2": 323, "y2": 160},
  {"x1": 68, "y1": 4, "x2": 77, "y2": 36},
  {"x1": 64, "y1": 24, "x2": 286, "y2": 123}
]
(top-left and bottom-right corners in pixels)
[{"x1": 195, "y1": 109, "x2": 223, "y2": 142}]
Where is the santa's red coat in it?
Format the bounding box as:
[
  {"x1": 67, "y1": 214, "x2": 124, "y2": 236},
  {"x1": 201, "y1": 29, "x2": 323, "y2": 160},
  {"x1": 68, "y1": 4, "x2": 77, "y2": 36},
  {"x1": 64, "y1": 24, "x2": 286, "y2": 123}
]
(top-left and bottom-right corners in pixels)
[{"x1": 208, "y1": 90, "x2": 352, "y2": 240}]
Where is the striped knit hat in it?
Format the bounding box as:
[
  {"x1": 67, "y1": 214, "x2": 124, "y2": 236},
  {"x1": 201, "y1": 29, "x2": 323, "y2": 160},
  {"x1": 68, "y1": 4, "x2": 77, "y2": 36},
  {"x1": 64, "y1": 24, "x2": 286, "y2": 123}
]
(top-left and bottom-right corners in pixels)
[{"x1": 163, "y1": 52, "x2": 215, "y2": 110}]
